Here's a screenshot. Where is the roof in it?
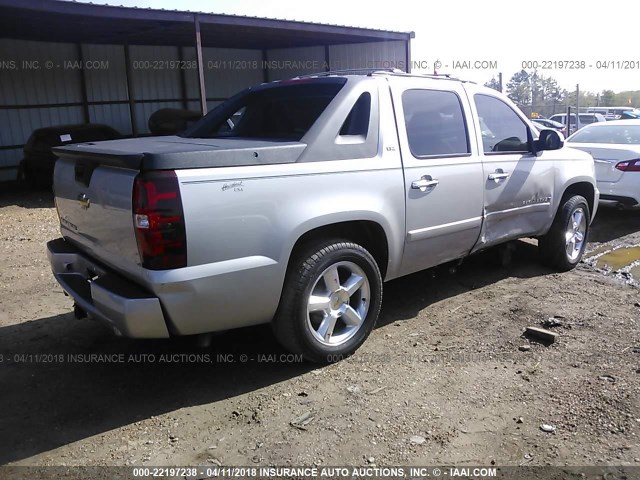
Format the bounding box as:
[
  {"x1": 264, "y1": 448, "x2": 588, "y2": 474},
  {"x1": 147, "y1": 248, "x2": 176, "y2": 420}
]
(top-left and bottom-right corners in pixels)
[{"x1": 0, "y1": 0, "x2": 414, "y2": 49}]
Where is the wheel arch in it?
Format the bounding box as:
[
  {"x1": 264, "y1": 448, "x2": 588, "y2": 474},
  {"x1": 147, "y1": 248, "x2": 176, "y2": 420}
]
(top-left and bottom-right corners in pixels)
[
  {"x1": 560, "y1": 181, "x2": 595, "y2": 218},
  {"x1": 288, "y1": 220, "x2": 391, "y2": 280}
]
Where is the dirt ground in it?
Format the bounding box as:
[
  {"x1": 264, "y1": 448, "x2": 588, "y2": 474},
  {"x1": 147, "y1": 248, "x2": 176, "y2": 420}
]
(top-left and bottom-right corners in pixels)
[{"x1": 1, "y1": 183, "x2": 639, "y2": 472}]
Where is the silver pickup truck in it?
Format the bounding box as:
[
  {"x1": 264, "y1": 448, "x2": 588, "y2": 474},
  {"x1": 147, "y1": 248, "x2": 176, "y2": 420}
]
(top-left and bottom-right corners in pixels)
[{"x1": 47, "y1": 70, "x2": 598, "y2": 362}]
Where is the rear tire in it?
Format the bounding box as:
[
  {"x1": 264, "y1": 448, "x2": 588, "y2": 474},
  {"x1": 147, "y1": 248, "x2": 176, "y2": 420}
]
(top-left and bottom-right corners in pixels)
[
  {"x1": 539, "y1": 195, "x2": 590, "y2": 271},
  {"x1": 272, "y1": 240, "x2": 383, "y2": 363}
]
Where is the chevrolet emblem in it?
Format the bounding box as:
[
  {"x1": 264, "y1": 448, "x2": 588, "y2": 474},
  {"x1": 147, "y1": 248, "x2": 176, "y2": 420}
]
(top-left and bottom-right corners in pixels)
[{"x1": 78, "y1": 193, "x2": 91, "y2": 210}]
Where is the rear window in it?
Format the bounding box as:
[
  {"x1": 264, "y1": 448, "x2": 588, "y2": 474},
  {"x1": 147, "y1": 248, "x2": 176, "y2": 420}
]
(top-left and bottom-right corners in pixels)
[
  {"x1": 569, "y1": 125, "x2": 640, "y2": 144},
  {"x1": 184, "y1": 79, "x2": 346, "y2": 141}
]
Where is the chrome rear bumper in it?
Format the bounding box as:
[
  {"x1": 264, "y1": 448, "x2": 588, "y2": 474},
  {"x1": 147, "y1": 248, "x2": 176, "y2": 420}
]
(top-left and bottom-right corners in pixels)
[{"x1": 47, "y1": 238, "x2": 170, "y2": 338}]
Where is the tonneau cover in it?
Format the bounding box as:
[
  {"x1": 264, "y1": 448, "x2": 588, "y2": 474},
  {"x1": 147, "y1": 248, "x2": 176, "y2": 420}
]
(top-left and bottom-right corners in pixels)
[{"x1": 53, "y1": 136, "x2": 307, "y2": 170}]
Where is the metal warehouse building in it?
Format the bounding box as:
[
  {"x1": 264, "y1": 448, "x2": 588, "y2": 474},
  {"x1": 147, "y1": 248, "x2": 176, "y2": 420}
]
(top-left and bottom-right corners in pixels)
[{"x1": 0, "y1": 0, "x2": 414, "y2": 182}]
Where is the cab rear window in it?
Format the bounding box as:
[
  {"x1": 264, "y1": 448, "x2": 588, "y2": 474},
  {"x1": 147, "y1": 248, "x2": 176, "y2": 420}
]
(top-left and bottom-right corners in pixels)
[{"x1": 184, "y1": 79, "x2": 346, "y2": 141}]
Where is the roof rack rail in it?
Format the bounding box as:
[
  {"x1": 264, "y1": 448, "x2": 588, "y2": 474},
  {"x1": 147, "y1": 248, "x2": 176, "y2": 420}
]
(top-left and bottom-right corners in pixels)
[
  {"x1": 295, "y1": 68, "x2": 404, "y2": 78},
  {"x1": 293, "y1": 68, "x2": 466, "y2": 82}
]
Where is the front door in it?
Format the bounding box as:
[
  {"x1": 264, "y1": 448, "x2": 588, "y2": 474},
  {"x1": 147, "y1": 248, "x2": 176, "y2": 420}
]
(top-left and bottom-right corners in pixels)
[{"x1": 469, "y1": 92, "x2": 554, "y2": 249}]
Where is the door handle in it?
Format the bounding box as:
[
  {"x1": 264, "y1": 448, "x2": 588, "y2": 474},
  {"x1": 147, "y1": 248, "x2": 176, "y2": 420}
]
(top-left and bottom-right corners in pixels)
[
  {"x1": 488, "y1": 170, "x2": 510, "y2": 182},
  {"x1": 411, "y1": 176, "x2": 439, "y2": 192}
]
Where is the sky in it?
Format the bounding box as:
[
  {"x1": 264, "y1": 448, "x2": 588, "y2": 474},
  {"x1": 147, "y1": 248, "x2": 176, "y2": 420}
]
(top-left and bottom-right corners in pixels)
[{"x1": 78, "y1": 0, "x2": 640, "y2": 94}]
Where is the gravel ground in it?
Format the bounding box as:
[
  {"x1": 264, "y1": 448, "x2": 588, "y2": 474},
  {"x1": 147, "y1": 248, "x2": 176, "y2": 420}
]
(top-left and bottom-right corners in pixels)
[{"x1": 1, "y1": 185, "x2": 639, "y2": 471}]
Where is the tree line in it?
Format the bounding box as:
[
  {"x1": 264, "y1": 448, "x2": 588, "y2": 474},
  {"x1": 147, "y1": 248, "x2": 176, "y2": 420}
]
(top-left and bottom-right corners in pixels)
[{"x1": 485, "y1": 70, "x2": 640, "y2": 118}]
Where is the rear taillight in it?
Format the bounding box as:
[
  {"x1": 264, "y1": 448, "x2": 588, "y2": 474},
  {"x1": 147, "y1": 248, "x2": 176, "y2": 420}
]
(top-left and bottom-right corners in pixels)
[
  {"x1": 615, "y1": 159, "x2": 640, "y2": 172},
  {"x1": 133, "y1": 170, "x2": 187, "y2": 270}
]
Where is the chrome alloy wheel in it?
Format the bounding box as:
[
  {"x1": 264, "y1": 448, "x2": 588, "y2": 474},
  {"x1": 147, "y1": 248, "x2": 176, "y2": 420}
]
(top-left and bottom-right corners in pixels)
[
  {"x1": 306, "y1": 261, "x2": 370, "y2": 346},
  {"x1": 565, "y1": 207, "x2": 587, "y2": 262}
]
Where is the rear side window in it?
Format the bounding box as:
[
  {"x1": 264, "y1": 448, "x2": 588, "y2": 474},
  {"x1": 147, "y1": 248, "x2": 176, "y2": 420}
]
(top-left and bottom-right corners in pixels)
[
  {"x1": 339, "y1": 92, "x2": 371, "y2": 137},
  {"x1": 402, "y1": 89, "x2": 470, "y2": 157},
  {"x1": 474, "y1": 94, "x2": 530, "y2": 153}
]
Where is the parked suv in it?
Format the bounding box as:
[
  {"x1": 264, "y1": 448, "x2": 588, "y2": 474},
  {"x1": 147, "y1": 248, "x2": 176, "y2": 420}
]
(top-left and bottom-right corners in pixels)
[
  {"x1": 549, "y1": 113, "x2": 606, "y2": 135},
  {"x1": 47, "y1": 71, "x2": 599, "y2": 362}
]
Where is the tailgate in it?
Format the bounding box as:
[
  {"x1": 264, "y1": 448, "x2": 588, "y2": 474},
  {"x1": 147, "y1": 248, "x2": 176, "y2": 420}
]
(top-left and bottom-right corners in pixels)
[{"x1": 53, "y1": 157, "x2": 142, "y2": 275}]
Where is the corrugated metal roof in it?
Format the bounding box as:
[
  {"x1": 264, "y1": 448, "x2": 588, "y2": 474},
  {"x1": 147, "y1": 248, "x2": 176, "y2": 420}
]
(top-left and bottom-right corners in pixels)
[
  {"x1": 0, "y1": 0, "x2": 414, "y2": 48},
  {"x1": 71, "y1": 0, "x2": 413, "y2": 35}
]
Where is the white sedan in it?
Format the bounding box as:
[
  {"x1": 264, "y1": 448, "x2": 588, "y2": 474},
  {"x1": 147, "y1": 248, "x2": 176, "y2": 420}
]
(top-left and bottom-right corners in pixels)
[{"x1": 566, "y1": 120, "x2": 640, "y2": 207}]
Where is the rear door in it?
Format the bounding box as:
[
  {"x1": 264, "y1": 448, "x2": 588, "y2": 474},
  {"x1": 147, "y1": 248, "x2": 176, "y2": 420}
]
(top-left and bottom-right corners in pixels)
[
  {"x1": 468, "y1": 91, "x2": 555, "y2": 248},
  {"x1": 390, "y1": 78, "x2": 484, "y2": 276}
]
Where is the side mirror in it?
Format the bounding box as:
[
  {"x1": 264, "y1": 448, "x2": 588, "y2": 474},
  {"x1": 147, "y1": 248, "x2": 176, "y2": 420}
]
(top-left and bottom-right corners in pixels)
[{"x1": 536, "y1": 129, "x2": 564, "y2": 151}]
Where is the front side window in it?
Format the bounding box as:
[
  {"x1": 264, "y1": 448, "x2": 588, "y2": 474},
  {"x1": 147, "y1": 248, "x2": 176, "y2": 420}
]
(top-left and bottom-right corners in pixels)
[
  {"x1": 402, "y1": 89, "x2": 470, "y2": 157},
  {"x1": 474, "y1": 94, "x2": 530, "y2": 153}
]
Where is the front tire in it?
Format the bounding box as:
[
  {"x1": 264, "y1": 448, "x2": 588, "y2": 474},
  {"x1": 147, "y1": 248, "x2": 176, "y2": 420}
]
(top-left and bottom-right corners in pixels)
[
  {"x1": 539, "y1": 195, "x2": 590, "y2": 271},
  {"x1": 272, "y1": 240, "x2": 383, "y2": 363}
]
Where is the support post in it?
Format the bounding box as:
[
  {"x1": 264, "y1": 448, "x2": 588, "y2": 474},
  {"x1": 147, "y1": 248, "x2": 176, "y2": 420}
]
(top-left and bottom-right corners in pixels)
[
  {"x1": 261, "y1": 49, "x2": 269, "y2": 83},
  {"x1": 178, "y1": 47, "x2": 189, "y2": 110},
  {"x1": 324, "y1": 45, "x2": 330, "y2": 71},
  {"x1": 123, "y1": 43, "x2": 138, "y2": 136},
  {"x1": 194, "y1": 15, "x2": 207, "y2": 116},
  {"x1": 76, "y1": 44, "x2": 90, "y2": 124},
  {"x1": 576, "y1": 84, "x2": 580, "y2": 131}
]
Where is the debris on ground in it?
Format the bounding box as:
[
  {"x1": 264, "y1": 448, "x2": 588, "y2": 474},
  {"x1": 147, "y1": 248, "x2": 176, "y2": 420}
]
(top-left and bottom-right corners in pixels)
[
  {"x1": 525, "y1": 326, "x2": 559, "y2": 344},
  {"x1": 542, "y1": 316, "x2": 565, "y2": 329},
  {"x1": 290, "y1": 411, "x2": 314, "y2": 430}
]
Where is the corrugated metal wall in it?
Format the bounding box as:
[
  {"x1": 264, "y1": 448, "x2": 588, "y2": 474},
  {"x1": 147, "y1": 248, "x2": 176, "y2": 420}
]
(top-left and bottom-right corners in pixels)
[
  {"x1": 329, "y1": 41, "x2": 407, "y2": 71},
  {"x1": 204, "y1": 48, "x2": 264, "y2": 100},
  {"x1": 265, "y1": 46, "x2": 326, "y2": 81},
  {"x1": 129, "y1": 45, "x2": 184, "y2": 134},
  {"x1": 82, "y1": 44, "x2": 132, "y2": 136},
  {"x1": 0, "y1": 38, "x2": 408, "y2": 182},
  {"x1": 0, "y1": 39, "x2": 85, "y2": 181}
]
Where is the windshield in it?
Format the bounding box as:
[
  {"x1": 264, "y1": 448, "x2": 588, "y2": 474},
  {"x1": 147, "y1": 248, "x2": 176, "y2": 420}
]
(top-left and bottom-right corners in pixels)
[
  {"x1": 568, "y1": 125, "x2": 640, "y2": 144},
  {"x1": 182, "y1": 78, "x2": 346, "y2": 141}
]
